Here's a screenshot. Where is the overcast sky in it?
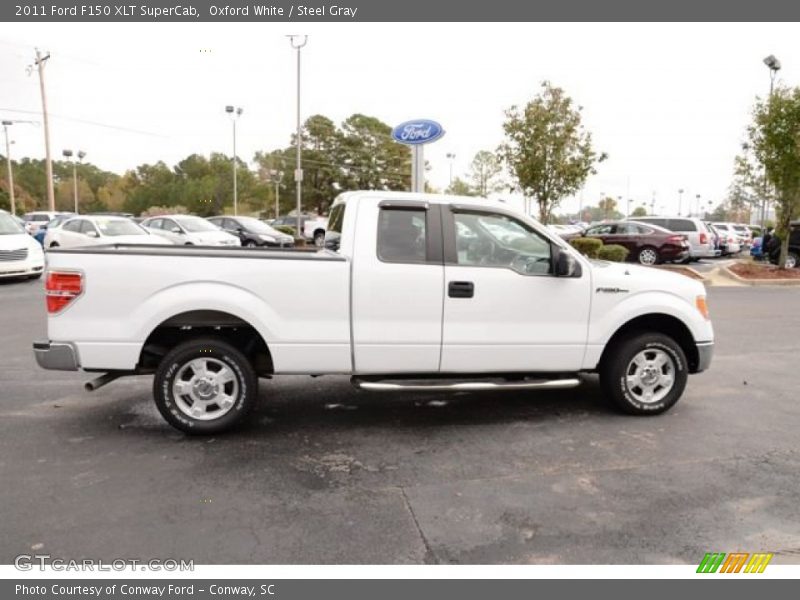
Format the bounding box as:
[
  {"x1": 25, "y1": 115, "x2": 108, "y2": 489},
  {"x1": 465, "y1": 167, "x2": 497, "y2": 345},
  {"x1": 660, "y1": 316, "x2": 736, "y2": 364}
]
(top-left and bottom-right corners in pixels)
[{"x1": 1, "y1": 22, "x2": 797, "y2": 216}]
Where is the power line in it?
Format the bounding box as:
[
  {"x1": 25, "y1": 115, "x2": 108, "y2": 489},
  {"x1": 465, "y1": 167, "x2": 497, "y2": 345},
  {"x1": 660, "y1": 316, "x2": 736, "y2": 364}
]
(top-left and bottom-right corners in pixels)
[{"x1": 0, "y1": 107, "x2": 168, "y2": 138}]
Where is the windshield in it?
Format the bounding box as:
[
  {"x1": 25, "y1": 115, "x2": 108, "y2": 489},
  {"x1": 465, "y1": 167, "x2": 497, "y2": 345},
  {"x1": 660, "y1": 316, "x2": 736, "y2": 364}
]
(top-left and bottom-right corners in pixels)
[
  {"x1": 95, "y1": 218, "x2": 146, "y2": 236},
  {"x1": 0, "y1": 213, "x2": 25, "y2": 235},
  {"x1": 175, "y1": 216, "x2": 219, "y2": 233},
  {"x1": 235, "y1": 217, "x2": 281, "y2": 235}
]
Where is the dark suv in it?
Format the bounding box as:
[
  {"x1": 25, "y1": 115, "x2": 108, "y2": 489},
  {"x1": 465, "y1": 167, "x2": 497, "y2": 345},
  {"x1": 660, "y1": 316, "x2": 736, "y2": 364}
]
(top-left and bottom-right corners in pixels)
[{"x1": 768, "y1": 221, "x2": 800, "y2": 269}]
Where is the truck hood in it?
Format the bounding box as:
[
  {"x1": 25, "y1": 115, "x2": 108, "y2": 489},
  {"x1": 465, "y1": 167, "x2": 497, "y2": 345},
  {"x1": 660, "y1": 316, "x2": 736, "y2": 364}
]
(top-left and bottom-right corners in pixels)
[
  {"x1": 589, "y1": 259, "x2": 705, "y2": 303},
  {"x1": 0, "y1": 233, "x2": 40, "y2": 252}
]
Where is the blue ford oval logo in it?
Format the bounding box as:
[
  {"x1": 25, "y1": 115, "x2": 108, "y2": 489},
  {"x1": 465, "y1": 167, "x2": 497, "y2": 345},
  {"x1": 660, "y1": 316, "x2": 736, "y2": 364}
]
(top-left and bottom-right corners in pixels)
[{"x1": 391, "y1": 119, "x2": 445, "y2": 145}]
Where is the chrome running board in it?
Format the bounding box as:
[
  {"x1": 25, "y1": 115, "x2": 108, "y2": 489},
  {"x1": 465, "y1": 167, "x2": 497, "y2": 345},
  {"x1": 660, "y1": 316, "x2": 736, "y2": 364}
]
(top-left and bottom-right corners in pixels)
[{"x1": 352, "y1": 378, "x2": 581, "y2": 392}]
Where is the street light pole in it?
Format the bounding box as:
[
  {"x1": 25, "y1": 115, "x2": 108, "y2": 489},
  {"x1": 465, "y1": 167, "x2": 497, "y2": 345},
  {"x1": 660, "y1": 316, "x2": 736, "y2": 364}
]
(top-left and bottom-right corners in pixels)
[
  {"x1": 2, "y1": 121, "x2": 15, "y2": 216},
  {"x1": 678, "y1": 188, "x2": 684, "y2": 215},
  {"x1": 225, "y1": 106, "x2": 243, "y2": 216},
  {"x1": 446, "y1": 152, "x2": 456, "y2": 186},
  {"x1": 271, "y1": 169, "x2": 283, "y2": 219},
  {"x1": 62, "y1": 149, "x2": 75, "y2": 212},
  {"x1": 761, "y1": 54, "x2": 781, "y2": 233},
  {"x1": 695, "y1": 194, "x2": 701, "y2": 217},
  {"x1": 288, "y1": 35, "x2": 308, "y2": 236}
]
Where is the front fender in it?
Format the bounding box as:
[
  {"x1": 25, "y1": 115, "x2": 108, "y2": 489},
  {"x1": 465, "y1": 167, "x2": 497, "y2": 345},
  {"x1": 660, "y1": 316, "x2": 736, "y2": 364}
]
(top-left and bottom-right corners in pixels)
[{"x1": 583, "y1": 289, "x2": 713, "y2": 369}]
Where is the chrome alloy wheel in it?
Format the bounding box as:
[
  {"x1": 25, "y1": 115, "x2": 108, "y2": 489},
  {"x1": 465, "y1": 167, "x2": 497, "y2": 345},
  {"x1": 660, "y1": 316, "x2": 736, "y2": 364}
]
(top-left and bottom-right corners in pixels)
[
  {"x1": 624, "y1": 348, "x2": 675, "y2": 404},
  {"x1": 172, "y1": 358, "x2": 239, "y2": 421},
  {"x1": 638, "y1": 248, "x2": 657, "y2": 265}
]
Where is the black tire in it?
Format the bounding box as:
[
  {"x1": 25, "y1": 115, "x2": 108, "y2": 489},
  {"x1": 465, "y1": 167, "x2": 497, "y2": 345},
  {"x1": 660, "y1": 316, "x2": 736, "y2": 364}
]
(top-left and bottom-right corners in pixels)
[
  {"x1": 637, "y1": 246, "x2": 660, "y2": 266},
  {"x1": 49, "y1": 242, "x2": 59, "y2": 248},
  {"x1": 313, "y1": 231, "x2": 325, "y2": 247},
  {"x1": 786, "y1": 251, "x2": 799, "y2": 269},
  {"x1": 153, "y1": 337, "x2": 257, "y2": 434},
  {"x1": 600, "y1": 332, "x2": 688, "y2": 415},
  {"x1": 244, "y1": 240, "x2": 258, "y2": 248}
]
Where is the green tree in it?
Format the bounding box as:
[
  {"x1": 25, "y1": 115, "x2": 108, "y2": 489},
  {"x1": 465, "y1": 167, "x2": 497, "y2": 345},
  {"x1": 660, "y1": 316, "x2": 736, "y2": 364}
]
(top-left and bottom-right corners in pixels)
[
  {"x1": 499, "y1": 81, "x2": 607, "y2": 223},
  {"x1": 598, "y1": 196, "x2": 617, "y2": 218},
  {"x1": 630, "y1": 206, "x2": 648, "y2": 217},
  {"x1": 468, "y1": 150, "x2": 502, "y2": 197},
  {"x1": 445, "y1": 177, "x2": 476, "y2": 196},
  {"x1": 746, "y1": 86, "x2": 800, "y2": 268}
]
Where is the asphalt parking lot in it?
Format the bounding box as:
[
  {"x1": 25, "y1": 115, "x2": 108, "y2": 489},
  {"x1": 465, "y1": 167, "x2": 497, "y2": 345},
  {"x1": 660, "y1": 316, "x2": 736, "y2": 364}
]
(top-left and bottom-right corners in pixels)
[{"x1": 2, "y1": 278, "x2": 800, "y2": 565}]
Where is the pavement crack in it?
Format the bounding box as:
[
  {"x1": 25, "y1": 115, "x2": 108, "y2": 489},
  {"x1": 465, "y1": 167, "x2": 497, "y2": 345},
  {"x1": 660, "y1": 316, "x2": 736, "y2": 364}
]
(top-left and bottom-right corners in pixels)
[{"x1": 399, "y1": 486, "x2": 438, "y2": 564}]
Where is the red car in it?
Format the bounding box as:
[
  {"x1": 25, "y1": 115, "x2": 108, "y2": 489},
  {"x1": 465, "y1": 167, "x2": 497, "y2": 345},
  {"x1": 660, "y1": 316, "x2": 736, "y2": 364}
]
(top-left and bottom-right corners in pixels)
[{"x1": 579, "y1": 221, "x2": 690, "y2": 265}]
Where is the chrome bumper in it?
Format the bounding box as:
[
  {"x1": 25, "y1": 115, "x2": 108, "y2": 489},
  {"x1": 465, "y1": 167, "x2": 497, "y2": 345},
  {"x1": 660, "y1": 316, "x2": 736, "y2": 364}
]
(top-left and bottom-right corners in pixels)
[
  {"x1": 695, "y1": 342, "x2": 714, "y2": 373},
  {"x1": 33, "y1": 340, "x2": 80, "y2": 371}
]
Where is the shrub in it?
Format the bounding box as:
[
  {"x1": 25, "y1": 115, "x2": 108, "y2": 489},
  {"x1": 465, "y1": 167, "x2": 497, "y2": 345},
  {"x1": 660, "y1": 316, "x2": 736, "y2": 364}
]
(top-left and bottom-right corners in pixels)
[
  {"x1": 597, "y1": 244, "x2": 630, "y2": 262},
  {"x1": 570, "y1": 237, "x2": 603, "y2": 258}
]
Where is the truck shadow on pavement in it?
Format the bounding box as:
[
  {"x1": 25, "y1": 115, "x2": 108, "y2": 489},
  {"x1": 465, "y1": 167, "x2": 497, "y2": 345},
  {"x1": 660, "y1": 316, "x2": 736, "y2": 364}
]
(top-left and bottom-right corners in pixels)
[{"x1": 103, "y1": 374, "x2": 616, "y2": 438}]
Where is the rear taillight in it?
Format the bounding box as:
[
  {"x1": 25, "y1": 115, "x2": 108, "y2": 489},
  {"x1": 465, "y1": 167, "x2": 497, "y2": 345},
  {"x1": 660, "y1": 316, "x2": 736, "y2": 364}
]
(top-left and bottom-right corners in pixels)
[
  {"x1": 45, "y1": 271, "x2": 83, "y2": 314},
  {"x1": 699, "y1": 233, "x2": 708, "y2": 244},
  {"x1": 666, "y1": 235, "x2": 684, "y2": 244}
]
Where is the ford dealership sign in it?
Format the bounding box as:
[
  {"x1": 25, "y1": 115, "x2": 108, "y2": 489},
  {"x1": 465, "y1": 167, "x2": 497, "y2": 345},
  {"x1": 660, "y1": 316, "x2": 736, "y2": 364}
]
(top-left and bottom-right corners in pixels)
[{"x1": 391, "y1": 119, "x2": 445, "y2": 145}]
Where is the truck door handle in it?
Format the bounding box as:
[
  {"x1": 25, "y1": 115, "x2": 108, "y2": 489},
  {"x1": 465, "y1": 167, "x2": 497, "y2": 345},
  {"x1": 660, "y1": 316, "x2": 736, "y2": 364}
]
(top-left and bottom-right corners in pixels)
[{"x1": 448, "y1": 281, "x2": 474, "y2": 298}]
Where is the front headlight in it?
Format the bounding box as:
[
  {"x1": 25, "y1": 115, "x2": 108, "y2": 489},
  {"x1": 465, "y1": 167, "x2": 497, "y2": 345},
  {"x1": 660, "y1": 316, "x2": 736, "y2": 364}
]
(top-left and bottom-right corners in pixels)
[{"x1": 259, "y1": 234, "x2": 276, "y2": 243}]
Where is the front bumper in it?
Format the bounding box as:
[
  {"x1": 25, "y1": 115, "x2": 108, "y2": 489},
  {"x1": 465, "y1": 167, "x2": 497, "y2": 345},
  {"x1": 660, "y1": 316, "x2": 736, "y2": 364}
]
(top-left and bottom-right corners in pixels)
[
  {"x1": 694, "y1": 341, "x2": 714, "y2": 373},
  {"x1": 33, "y1": 340, "x2": 80, "y2": 371},
  {"x1": 0, "y1": 257, "x2": 44, "y2": 279}
]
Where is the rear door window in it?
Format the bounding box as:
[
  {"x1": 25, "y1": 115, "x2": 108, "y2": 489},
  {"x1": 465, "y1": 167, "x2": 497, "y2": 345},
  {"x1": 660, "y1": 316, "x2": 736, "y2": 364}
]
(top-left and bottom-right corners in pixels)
[
  {"x1": 63, "y1": 219, "x2": 82, "y2": 233},
  {"x1": 377, "y1": 208, "x2": 427, "y2": 263},
  {"x1": 668, "y1": 219, "x2": 697, "y2": 232}
]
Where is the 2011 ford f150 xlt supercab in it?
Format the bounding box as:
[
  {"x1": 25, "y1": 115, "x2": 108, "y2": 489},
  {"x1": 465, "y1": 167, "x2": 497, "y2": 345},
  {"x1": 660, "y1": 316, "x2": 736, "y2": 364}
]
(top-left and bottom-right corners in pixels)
[{"x1": 33, "y1": 191, "x2": 713, "y2": 434}]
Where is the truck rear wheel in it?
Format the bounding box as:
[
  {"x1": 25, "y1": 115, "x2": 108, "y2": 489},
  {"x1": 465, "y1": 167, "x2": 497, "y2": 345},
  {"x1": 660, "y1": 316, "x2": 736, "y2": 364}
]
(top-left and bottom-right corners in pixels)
[
  {"x1": 600, "y1": 332, "x2": 687, "y2": 415},
  {"x1": 153, "y1": 337, "x2": 257, "y2": 434}
]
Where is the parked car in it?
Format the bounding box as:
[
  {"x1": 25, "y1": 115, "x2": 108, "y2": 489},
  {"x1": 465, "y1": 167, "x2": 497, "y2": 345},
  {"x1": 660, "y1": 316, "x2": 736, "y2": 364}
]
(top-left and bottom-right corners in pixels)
[
  {"x1": 627, "y1": 216, "x2": 716, "y2": 261},
  {"x1": 732, "y1": 224, "x2": 754, "y2": 246},
  {"x1": 711, "y1": 222, "x2": 743, "y2": 255},
  {"x1": 581, "y1": 221, "x2": 690, "y2": 265},
  {"x1": 141, "y1": 215, "x2": 240, "y2": 246},
  {"x1": 45, "y1": 215, "x2": 172, "y2": 249},
  {"x1": 767, "y1": 221, "x2": 800, "y2": 269},
  {"x1": 704, "y1": 223, "x2": 725, "y2": 257},
  {"x1": 34, "y1": 191, "x2": 713, "y2": 434},
  {"x1": 35, "y1": 213, "x2": 75, "y2": 246},
  {"x1": 272, "y1": 214, "x2": 328, "y2": 246},
  {"x1": 0, "y1": 211, "x2": 45, "y2": 280},
  {"x1": 546, "y1": 223, "x2": 584, "y2": 238},
  {"x1": 22, "y1": 211, "x2": 59, "y2": 235},
  {"x1": 207, "y1": 216, "x2": 294, "y2": 248}
]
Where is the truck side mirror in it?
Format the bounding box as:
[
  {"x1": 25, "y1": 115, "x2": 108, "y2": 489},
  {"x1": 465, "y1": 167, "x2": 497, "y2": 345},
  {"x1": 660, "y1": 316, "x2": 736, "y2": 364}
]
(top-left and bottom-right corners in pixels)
[{"x1": 555, "y1": 248, "x2": 580, "y2": 277}]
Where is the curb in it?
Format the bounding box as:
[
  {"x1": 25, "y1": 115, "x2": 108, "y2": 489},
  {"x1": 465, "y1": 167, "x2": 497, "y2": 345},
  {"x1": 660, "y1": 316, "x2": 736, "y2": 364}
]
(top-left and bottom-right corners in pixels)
[{"x1": 719, "y1": 265, "x2": 800, "y2": 286}]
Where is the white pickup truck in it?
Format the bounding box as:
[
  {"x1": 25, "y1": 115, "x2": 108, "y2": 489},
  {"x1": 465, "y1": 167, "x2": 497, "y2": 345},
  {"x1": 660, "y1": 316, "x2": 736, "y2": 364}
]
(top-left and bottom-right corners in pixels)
[{"x1": 34, "y1": 191, "x2": 713, "y2": 434}]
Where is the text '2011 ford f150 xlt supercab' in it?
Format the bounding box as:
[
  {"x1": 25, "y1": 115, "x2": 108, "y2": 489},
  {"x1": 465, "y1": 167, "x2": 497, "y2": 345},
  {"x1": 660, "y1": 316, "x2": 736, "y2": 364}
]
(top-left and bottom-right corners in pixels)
[{"x1": 33, "y1": 191, "x2": 713, "y2": 434}]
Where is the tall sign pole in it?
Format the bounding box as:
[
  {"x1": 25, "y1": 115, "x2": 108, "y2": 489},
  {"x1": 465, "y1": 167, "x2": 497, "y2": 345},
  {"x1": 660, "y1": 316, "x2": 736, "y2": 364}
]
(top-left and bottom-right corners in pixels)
[
  {"x1": 391, "y1": 119, "x2": 445, "y2": 193},
  {"x1": 288, "y1": 35, "x2": 308, "y2": 235}
]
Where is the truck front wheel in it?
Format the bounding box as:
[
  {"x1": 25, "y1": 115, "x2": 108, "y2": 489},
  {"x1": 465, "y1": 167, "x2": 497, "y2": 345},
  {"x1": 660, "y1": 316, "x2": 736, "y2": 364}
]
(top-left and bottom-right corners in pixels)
[
  {"x1": 153, "y1": 337, "x2": 257, "y2": 434},
  {"x1": 600, "y1": 332, "x2": 688, "y2": 415}
]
